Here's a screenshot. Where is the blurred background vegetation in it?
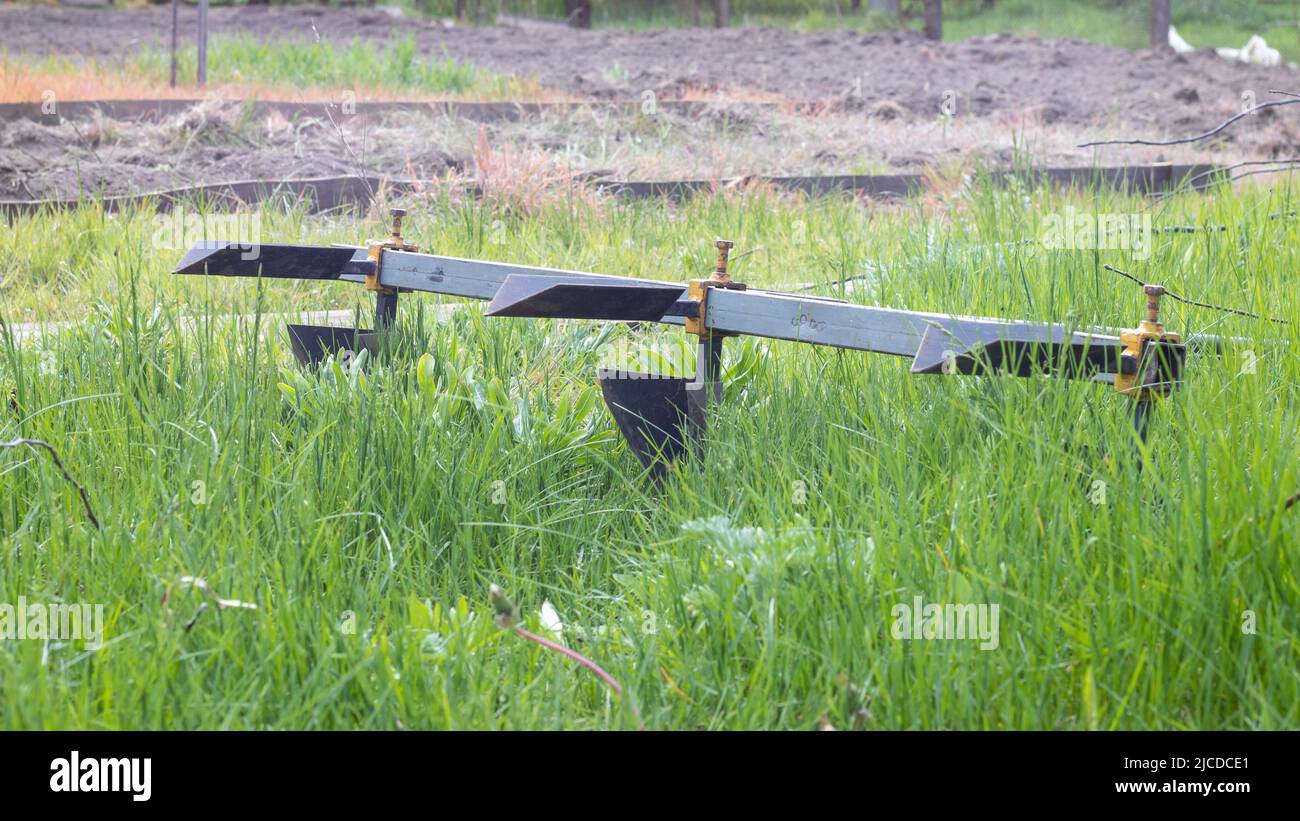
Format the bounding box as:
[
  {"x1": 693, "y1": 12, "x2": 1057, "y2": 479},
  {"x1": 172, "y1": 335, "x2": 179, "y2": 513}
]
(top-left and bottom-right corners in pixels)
[{"x1": 97, "y1": 0, "x2": 1300, "y2": 60}]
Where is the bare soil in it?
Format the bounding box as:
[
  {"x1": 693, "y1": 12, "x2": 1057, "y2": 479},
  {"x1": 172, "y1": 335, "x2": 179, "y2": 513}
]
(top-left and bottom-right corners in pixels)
[
  {"x1": 2, "y1": 5, "x2": 1299, "y2": 201},
  {"x1": 0, "y1": 101, "x2": 462, "y2": 201},
  {"x1": 5, "y1": 5, "x2": 1299, "y2": 124}
]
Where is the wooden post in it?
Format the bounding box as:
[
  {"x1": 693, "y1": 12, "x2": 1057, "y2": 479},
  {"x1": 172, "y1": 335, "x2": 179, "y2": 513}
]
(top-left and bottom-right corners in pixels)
[
  {"x1": 923, "y1": 0, "x2": 942, "y2": 41},
  {"x1": 197, "y1": 0, "x2": 208, "y2": 87},
  {"x1": 565, "y1": 0, "x2": 591, "y2": 28},
  {"x1": 713, "y1": 0, "x2": 728, "y2": 27},
  {"x1": 1150, "y1": 0, "x2": 1171, "y2": 49}
]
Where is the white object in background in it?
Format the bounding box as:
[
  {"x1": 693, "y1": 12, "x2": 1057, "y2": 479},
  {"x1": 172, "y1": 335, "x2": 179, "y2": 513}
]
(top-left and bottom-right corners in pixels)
[
  {"x1": 1168, "y1": 26, "x2": 1195, "y2": 54},
  {"x1": 539, "y1": 600, "x2": 564, "y2": 636},
  {"x1": 1217, "y1": 35, "x2": 1282, "y2": 66}
]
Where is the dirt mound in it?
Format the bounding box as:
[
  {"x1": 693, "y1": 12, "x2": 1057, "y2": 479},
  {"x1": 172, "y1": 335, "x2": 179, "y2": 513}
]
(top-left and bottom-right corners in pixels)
[
  {"x1": 2, "y1": 5, "x2": 1297, "y2": 134},
  {"x1": 4, "y1": 7, "x2": 1299, "y2": 202}
]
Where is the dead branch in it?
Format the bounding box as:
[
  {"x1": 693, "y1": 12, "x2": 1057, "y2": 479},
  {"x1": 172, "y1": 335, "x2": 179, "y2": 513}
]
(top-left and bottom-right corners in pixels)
[
  {"x1": 162, "y1": 575, "x2": 258, "y2": 631},
  {"x1": 0, "y1": 437, "x2": 100, "y2": 529},
  {"x1": 1077, "y1": 98, "x2": 1300, "y2": 149},
  {"x1": 310, "y1": 22, "x2": 376, "y2": 203},
  {"x1": 490, "y1": 584, "x2": 644, "y2": 729},
  {"x1": 1230, "y1": 165, "x2": 1300, "y2": 185},
  {"x1": 1184, "y1": 157, "x2": 1300, "y2": 188}
]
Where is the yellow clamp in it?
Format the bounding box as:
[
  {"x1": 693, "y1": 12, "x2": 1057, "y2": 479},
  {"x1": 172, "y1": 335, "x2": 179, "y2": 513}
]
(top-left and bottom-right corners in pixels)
[
  {"x1": 685, "y1": 239, "x2": 741, "y2": 337},
  {"x1": 1114, "y1": 284, "x2": 1181, "y2": 400},
  {"x1": 366, "y1": 208, "x2": 418, "y2": 294}
]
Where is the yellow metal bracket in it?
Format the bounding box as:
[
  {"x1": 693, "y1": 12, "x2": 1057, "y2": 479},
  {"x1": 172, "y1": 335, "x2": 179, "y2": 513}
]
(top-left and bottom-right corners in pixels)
[
  {"x1": 685, "y1": 239, "x2": 746, "y2": 338},
  {"x1": 366, "y1": 208, "x2": 418, "y2": 295},
  {"x1": 1114, "y1": 284, "x2": 1181, "y2": 400}
]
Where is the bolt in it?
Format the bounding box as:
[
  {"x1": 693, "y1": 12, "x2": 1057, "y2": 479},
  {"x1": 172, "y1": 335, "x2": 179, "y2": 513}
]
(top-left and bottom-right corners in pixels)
[
  {"x1": 1144, "y1": 284, "x2": 1165, "y2": 325},
  {"x1": 714, "y1": 239, "x2": 734, "y2": 277},
  {"x1": 389, "y1": 208, "x2": 407, "y2": 243}
]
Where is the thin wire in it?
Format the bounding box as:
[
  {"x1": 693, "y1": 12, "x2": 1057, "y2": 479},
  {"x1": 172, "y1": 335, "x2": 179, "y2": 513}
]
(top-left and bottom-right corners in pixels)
[
  {"x1": 1103, "y1": 263, "x2": 1146, "y2": 288},
  {"x1": 1102, "y1": 264, "x2": 1288, "y2": 324}
]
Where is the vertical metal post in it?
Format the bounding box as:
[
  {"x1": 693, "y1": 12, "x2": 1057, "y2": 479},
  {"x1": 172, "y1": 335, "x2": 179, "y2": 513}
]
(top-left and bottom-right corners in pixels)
[
  {"x1": 697, "y1": 335, "x2": 725, "y2": 402},
  {"x1": 375, "y1": 291, "x2": 399, "y2": 331},
  {"x1": 683, "y1": 237, "x2": 736, "y2": 443},
  {"x1": 197, "y1": 0, "x2": 209, "y2": 88},
  {"x1": 698, "y1": 237, "x2": 732, "y2": 404},
  {"x1": 685, "y1": 334, "x2": 724, "y2": 445},
  {"x1": 170, "y1": 0, "x2": 178, "y2": 88},
  {"x1": 372, "y1": 208, "x2": 410, "y2": 332},
  {"x1": 1132, "y1": 399, "x2": 1153, "y2": 446}
]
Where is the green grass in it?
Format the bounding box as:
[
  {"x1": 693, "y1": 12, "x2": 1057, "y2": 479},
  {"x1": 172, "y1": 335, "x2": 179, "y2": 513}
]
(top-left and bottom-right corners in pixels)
[
  {"x1": 1, "y1": 179, "x2": 1298, "y2": 729},
  {"x1": 944, "y1": 0, "x2": 1300, "y2": 60},
  {"x1": 129, "y1": 33, "x2": 536, "y2": 97},
  {"x1": 2, "y1": 31, "x2": 537, "y2": 99}
]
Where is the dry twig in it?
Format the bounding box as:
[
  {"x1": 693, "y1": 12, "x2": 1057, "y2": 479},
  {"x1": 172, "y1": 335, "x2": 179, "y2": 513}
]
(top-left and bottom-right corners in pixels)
[
  {"x1": 490, "y1": 584, "x2": 644, "y2": 729},
  {"x1": 1078, "y1": 98, "x2": 1300, "y2": 148},
  {"x1": 0, "y1": 437, "x2": 100, "y2": 529},
  {"x1": 162, "y1": 575, "x2": 258, "y2": 631}
]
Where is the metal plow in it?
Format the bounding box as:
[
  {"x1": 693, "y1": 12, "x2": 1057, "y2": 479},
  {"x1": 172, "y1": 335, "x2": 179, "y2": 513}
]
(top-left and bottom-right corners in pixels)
[{"x1": 176, "y1": 209, "x2": 1209, "y2": 476}]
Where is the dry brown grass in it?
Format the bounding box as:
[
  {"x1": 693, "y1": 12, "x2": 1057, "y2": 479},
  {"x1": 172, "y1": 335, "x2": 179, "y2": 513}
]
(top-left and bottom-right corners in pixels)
[
  {"x1": 467, "y1": 127, "x2": 602, "y2": 216},
  {"x1": 674, "y1": 84, "x2": 794, "y2": 105}
]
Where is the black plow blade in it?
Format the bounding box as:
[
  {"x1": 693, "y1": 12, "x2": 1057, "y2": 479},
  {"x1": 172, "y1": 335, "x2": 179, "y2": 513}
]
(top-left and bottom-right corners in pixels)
[
  {"x1": 1133, "y1": 339, "x2": 1187, "y2": 393},
  {"x1": 910, "y1": 320, "x2": 1125, "y2": 378},
  {"x1": 486, "y1": 274, "x2": 688, "y2": 321},
  {"x1": 286, "y1": 323, "x2": 377, "y2": 367},
  {"x1": 598, "y1": 370, "x2": 708, "y2": 478},
  {"x1": 174, "y1": 241, "x2": 372, "y2": 279}
]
